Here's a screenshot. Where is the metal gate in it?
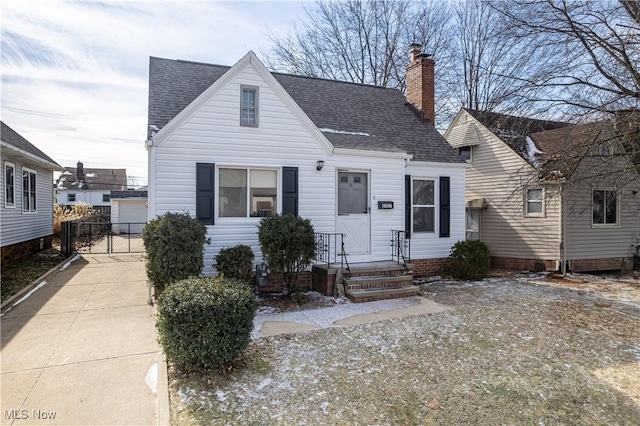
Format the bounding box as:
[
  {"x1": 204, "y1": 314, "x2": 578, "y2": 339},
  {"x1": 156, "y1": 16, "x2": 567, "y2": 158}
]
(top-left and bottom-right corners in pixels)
[{"x1": 61, "y1": 221, "x2": 146, "y2": 255}]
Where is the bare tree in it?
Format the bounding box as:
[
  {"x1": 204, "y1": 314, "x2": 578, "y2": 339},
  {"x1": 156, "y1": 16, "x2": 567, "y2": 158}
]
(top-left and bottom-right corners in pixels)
[{"x1": 264, "y1": 0, "x2": 459, "y2": 123}]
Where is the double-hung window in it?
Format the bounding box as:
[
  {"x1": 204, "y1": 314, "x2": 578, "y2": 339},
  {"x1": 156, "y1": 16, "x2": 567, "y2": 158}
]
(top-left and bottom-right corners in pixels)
[
  {"x1": 4, "y1": 162, "x2": 15, "y2": 208},
  {"x1": 412, "y1": 179, "x2": 435, "y2": 232},
  {"x1": 219, "y1": 167, "x2": 276, "y2": 217},
  {"x1": 240, "y1": 86, "x2": 258, "y2": 126},
  {"x1": 68, "y1": 193, "x2": 76, "y2": 202},
  {"x1": 525, "y1": 188, "x2": 543, "y2": 215},
  {"x1": 22, "y1": 167, "x2": 37, "y2": 213},
  {"x1": 593, "y1": 189, "x2": 618, "y2": 226}
]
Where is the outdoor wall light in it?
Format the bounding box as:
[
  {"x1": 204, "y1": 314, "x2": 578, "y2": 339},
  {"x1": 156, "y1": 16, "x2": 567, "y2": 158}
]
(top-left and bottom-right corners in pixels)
[{"x1": 316, "y1": 160, "x2": 325, "y2": 171}]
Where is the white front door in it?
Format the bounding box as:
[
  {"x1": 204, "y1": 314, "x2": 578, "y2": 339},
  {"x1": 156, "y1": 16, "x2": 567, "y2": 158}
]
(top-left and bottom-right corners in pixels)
[{"x1": 336, "y1": 172, "x2": 370, "y2": 256}]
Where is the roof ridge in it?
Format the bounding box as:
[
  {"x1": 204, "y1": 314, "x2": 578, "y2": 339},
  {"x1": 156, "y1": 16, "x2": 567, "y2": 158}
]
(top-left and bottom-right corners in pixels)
[
  {"x1": 151, "y1": 56, "x2": 396, "y2": 91},
  {"x1": 463, "y1": 107, "x2": 570, "y2": 126}
]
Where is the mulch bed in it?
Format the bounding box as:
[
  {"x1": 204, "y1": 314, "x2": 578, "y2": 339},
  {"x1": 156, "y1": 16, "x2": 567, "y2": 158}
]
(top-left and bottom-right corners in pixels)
[{"x1": 1, "y1": 250, "x2": 67, "y2": 302}]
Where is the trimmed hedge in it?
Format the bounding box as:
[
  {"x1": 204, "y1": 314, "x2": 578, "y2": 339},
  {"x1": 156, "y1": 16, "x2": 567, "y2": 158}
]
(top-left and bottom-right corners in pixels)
[
  {"x1": 142, "y1": 212, "x2": 208, "y2": 293},
  {"x1": 258, "y1": 214, "x2": 315, "y2": 295},
  {"x1": 448, "y1": 240, "x2": 491, "y2": 280},
  {"x1": 156, "y1": 276, "x2": 256, "y2": 371},
  {"x1": 214, "y1": 244, "x2": 255, "y2": 283}
]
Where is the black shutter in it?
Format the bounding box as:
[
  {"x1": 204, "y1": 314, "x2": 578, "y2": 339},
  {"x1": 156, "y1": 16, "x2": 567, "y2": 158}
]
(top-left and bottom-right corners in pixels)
[
  {"x1": 196, "y1": 163, "x2": 215, "y2": 225},
  {"x1": 405, "y1": 175, "x2": 411, "y2": 238},
  {"x1": 282, "y1": 167, "x2": 298, "y2": 216},
  {"x1": 439, "y1": 176, "x2": 450, "y2": 238}
]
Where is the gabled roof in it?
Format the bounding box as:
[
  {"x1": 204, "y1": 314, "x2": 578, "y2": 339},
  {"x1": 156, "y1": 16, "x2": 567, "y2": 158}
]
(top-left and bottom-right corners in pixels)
[
  {"x1": 528, "y1": 121, "x2": 609, "y2": 180},
  {"x1": 56, "y1": 167, "x2": 127, "y2": 190},
  {"x1": 1, "y1": 121, "x2": 61, "y2": 169},
  {"x1": 148, "y1": 56, "x2": 464, "y2": 164},
  {"x1": 464, "y1": 108, "x2": 570, "y2": 166}
]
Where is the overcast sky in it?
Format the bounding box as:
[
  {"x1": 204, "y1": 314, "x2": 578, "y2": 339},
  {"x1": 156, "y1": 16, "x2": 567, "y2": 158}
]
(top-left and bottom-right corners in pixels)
[{"x1": 1, "y1": 0, "x2": 306, "y2": 186}]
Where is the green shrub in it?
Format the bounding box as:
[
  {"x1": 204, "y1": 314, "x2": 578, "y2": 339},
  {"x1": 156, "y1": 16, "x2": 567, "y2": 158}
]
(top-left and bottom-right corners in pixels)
[
  {"x1": 258, "y1": 214, "x2": 315, "y2": 296},
  {"x1": 214, "y1": 244, "x2": 255, "y2": 283},
  {"x1": 156, "y1": 276, "x2": 256, "y2": 371},
  {"x1": 142, "y1": 212, "x2": 208, "y2": 293},
  {"x1": 448, "y1": 240, "x2": 491, "y2": 280}
]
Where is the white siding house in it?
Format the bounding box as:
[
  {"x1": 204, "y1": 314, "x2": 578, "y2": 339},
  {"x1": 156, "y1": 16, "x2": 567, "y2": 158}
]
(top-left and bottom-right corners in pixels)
[
  {"x1": 147, "y1": 50, "x2": 466, "y2": 279},
  {"x1": 1, "y1": 121, "x2": 61, "y2": 263},
  {"x1": 55, "y1": 162, "x2": 127, "y2": 209}
]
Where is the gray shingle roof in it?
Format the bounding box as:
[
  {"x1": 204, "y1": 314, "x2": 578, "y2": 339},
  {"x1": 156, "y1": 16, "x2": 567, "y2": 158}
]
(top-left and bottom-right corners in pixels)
[
  {"x1": 1, "y1": 121, "x2": 60, "y2": 168},
  {"x1": 148, "y1": 57, "x2": 463, "y2": 163},
  {"x1": 56, "y1": 167, "x2": 127, "y2": 190},
  {"x1": 464, "y1": 108, "x2": 570, "y2": 166}
]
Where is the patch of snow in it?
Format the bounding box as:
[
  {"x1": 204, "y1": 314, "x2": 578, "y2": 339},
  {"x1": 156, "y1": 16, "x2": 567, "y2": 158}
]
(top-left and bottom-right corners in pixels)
[
  {"x1": 319, "y1": 127, "x2": 371, "y2": 137},
  {"x1": 0, "y1": 281, "x2": 48, "y2": 317},
  {"x1": 60, "y1": 254, "x2": 81, "y2": 271},
  {"x1": 145, "y1": 363, "x2": 158, "y2": 393},
  {"x1": 525, "y1": 136, "x2": 543, "y2": 166},
  {"x1": 149, "y1": 124, "x2": 159, "y2": 137},
  {"x1": 62, "y1": 170, "x2": 72, "y2": 175},
  {"x1": 216, "y1": 390, "x2": 227, "y2": 402},
  {"x1": 85, "y1": 172, "x2": 97, "y2": 178},
  {"x1": 320, "y1": 401, "x2": 329, "y2": 414}
]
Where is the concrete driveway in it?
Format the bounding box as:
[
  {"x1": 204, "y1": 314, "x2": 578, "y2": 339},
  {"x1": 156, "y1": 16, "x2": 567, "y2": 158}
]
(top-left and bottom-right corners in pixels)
[{"x1": 1, "y1": 254, "x2": 167, "y2": 426}]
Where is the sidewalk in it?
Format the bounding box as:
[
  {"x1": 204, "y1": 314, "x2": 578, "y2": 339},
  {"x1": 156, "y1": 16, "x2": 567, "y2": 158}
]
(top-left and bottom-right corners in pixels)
[{"x1": 1, "y1": 254, "x2": 168, "y2": 426}]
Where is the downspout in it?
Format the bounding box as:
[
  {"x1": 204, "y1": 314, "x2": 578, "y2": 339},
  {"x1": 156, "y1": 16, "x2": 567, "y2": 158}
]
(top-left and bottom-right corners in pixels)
[{"x1": 560, "y1": 183, "x2": 567, "y2": 276}]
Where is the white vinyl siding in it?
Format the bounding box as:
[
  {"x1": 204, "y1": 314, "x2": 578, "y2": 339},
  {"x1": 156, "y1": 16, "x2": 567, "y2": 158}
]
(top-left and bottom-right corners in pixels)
[
  {"x1": 0, "y1": 152, "x2": 55, "y2": 247},
  {"x1": 56, "y1": 190, "x2": 113, "y2": 206},
  {"x1": 149, "y1": 63, "x2": 464, "y2": 275}
]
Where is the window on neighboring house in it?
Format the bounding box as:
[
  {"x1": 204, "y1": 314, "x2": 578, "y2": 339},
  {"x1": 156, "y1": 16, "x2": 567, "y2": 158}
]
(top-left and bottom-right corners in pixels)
[
  {"x1": 219, "y1": 167, "x2": 277, "y2": 218},
  {"x1": 4, "y1": 162, "x2": 15, "y2": 207},
  {"x1": 458, "y1": 146, "x2": 472, "y2": 162},
  {"x1": 413, "y1": 179, "x2": 435, "y2": 232},
  {"x1": 103, "y1": 194, "x2": 110, "y2": 202},
  {"x1": 525, "y1": 188, "x2": 544, "y2": 215},
  {"x1": 68, "y1": 193, "x2": 76, "y2": 202},
  {"x1": 22, "y1": 168, "x2": 37, "y2": 213},
  {"x1": 593, "y1": 189, "x2": 618, "y2": 225},
  {"x1": 240, "y1": 86, "x2": 258, "y2": 126},
  {"x1": 599, "y1": 142, "x2": 612, "y2": 159}
]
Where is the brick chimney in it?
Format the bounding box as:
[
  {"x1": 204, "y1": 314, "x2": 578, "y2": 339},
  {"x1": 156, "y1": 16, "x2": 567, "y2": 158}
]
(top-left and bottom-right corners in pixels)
[
  {"x1": 406, "y1": 43, "x2": 435, "y2": 125},
  {"x1": 76, "y1": 161, "x2": 88, "y2": 190}
]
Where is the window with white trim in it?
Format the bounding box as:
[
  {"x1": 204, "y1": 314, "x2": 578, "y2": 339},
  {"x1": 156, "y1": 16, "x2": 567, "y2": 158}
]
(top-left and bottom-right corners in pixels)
[
  {"x1": 68, "y1": 193, "x2": 76, "y2": 202},
  {"x1": 219, "y1": 167, "x2": 277, "y2": 217},
  {"x1": 4, "y1": 162, "x2": 15, "y2": 207},
  {"x1": 593, "y1": 189, "x2": 618, "y2": 225},
  {"x1": 458, "y1": 146, "x2": 472, "y2": 162},
  {"x1": 22, "y1": 167, "x2": 37, "y2": 213},
  {"x1": 412, "y1": 179, "x2": 435, "y2": 232},
  {"x1": 240, "y1": 86, "x2": 258, "y2": 126},
  {"x1": 525, "y1": 188, "x2": 543, "y2": 215}
]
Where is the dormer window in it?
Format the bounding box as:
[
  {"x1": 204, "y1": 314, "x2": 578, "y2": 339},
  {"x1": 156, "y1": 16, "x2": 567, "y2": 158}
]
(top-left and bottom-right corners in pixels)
[{"x1": 240, "y1": 86, "x2": 258, "y2": 127}]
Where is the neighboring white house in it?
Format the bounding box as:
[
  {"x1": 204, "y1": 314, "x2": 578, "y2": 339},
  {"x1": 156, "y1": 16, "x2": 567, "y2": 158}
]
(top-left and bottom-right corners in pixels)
[
  {"x1": 445, "y1": 108, "x2": 640, "y2": 272},
  {"x1": 146, "y1": 48, "x2": 467, "y2": 280},
  {"x1": 1, "y1": 121, "x2": 61, "y2": 263},
  {"x1": 55, "y1": 161, "x2": 127, "y2": 207}
]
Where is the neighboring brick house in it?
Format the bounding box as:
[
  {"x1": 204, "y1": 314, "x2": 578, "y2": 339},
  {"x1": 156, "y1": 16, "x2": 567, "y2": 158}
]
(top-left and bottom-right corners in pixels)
[
  {"x1": 445, "y1": 109, "x2": 640, "y2": 273},
  {"x1": 1, "y1": 121, "x2": 61, "y2": 263}
]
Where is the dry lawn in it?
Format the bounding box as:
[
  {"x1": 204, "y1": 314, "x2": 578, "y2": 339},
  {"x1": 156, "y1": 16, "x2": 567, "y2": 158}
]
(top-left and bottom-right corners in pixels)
[{"x1": 169, "y1": 274, "x2": 640, "y2": 425}]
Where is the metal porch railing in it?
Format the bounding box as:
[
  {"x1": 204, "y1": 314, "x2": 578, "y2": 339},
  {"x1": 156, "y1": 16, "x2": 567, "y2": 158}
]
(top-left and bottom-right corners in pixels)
[{"x1": 391, "y1": 230, "x2": 410, "y2": 272}]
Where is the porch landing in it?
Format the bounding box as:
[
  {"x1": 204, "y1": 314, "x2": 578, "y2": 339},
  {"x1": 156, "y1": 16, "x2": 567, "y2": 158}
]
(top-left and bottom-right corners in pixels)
[{"x1": 311, "y1": 260, "x2": 420, "y2": 303}]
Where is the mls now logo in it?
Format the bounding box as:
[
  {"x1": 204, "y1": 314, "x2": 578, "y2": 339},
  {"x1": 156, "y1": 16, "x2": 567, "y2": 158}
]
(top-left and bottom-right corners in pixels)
[{"x1": 4, "y1": 410, "x2": 28, "y2": 420}]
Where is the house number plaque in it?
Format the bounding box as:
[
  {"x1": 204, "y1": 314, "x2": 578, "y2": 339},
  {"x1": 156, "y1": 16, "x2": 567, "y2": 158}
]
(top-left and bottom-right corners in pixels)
[{"x1": 377, "y1": 201, "x2": 394, "y2": 209}]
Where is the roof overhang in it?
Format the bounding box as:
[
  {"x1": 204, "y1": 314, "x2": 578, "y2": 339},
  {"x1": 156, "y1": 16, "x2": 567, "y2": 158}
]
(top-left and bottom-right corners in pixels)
[
  {"x1": 332, "y1": 147, "x2": 412, "y2": 160},
  {"x1": 465, "y1": 197, "x2": 487, "y2": 209},
  {"x1": 1, "y1": 141, "x2": 61, "y2": 170},
  {"x1": 408, "y1": 160, "x2": 469, "y2": 169}
]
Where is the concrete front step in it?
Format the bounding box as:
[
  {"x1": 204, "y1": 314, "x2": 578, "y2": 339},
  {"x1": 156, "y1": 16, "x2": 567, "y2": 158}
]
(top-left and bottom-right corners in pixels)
[
  {"x1": 345, "y1": 285, "x2": 421, "y2": 303},
  {"x1": 348, "y1": 262, "x2": 412, "y2": 278},
  {"x1": 345, "y1": 274, "x2": 414, "y2": 290}
]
